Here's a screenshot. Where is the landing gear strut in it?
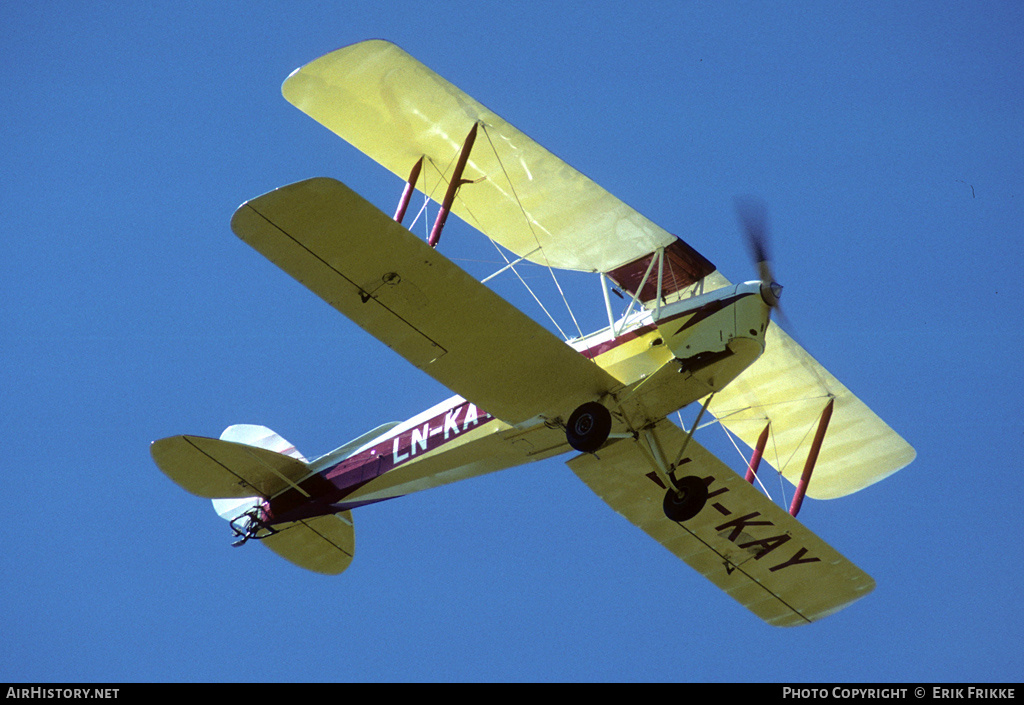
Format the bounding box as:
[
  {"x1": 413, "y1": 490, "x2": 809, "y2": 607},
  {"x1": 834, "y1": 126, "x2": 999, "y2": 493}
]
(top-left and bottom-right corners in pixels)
[
  {"x1": 566, "y1": 402, "x2": 612, "y2": 453},
  {"x1": 663, "y1": 475, "x2": 709, "y2": 522}
]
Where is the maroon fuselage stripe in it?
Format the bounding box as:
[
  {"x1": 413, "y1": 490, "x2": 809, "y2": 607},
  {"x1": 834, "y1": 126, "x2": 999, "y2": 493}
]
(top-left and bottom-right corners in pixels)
[{"x1": 268, "y1": 401, "x2": 495, "y2": 523}]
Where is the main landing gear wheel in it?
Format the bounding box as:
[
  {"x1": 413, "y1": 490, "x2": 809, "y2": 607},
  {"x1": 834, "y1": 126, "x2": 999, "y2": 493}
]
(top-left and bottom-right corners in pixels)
[
  {"x1": 663, "y1": 475, "x2": 709, "y2": 522},
  {"x1": 566, "y1": 402, "x2": 612, "y2": 453}
]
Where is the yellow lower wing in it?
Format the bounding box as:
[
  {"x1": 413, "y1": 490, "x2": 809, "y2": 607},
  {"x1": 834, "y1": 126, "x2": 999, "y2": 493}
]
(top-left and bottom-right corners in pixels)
[
  {"x1": 230, "y1": 177, "x2": 619, "y2": 426},
  {"x1": 567, "y1": 419, "x2": 874, "y2": 626}
]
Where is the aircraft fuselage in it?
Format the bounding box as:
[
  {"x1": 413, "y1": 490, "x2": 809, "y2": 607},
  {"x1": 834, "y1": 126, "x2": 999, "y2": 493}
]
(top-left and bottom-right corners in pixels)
[{"x1": 265, "y1": 281, "x2": 772, "y2": 526}]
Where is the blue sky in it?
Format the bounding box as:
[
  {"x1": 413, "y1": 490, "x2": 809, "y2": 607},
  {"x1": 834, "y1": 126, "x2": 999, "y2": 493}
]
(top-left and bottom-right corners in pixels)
[{"x1": 3, "y1": 1, "x2": 1022, "y2": 683}]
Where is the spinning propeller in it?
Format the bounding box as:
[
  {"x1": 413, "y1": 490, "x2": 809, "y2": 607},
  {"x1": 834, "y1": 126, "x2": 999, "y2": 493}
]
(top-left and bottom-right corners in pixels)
[{"x1": 736, "y1": 197, "x2": 787, "y2": 325}]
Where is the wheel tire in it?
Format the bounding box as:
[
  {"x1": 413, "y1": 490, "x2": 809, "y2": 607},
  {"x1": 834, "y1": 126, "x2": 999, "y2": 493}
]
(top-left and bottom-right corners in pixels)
[
  {"x1": 565, "y1": 402, "x2": 612, "y2": 453},
  {"x1": 663, "y1": 475, "x2": 709, "y2": 522}
]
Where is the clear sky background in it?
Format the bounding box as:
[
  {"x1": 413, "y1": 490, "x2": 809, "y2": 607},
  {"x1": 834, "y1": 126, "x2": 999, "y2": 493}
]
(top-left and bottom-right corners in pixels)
[{"x1": 3, "y1": 1, "x2": 1022, "y2": 683}]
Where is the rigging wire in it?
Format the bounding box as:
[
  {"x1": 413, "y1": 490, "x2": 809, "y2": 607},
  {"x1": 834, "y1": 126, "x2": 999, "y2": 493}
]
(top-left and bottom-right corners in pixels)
[
  {"x1": 479, "y1": 123, "x2": 585, "y2": 341},
  {"x1": 407, "y1": 191, "x2": 430, "y2": 233},
  {"x1": 419, "y1": 133, "x2": 573, "y2": 340},
  {"x1": 719, "y1": 420, "x2": 775, "y2": 502},
  {"x1": 486, "y1": 237, "x2": 571, "y2": 340},
  {"x1": 704, "y1": 392, "x2": 834, "y2": 512},
  {"x1": 770, "y1": 423, "x2": 790, "y2": 510}
]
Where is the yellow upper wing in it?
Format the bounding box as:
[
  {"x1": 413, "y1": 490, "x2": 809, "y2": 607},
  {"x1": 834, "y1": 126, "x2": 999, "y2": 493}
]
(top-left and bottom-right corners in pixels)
[
  {"x1": 708, "y1": 322, "x2": 916, "y2": 499},
  {"x1": 281, "y1": 39, "x2": 679, "y2": 274}
]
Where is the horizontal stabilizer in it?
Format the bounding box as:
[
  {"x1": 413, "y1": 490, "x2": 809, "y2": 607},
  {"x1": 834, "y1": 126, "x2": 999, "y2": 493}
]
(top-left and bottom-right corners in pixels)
[
  {"x1": 567, "y1": 419, "x2": 874, "y2": 626},
  {"x1": 150, "y1": 435, "x2": 309, "y2": 499},
  {"x1": 262, "y1": 512, "x2": 355, "y2": 575}
]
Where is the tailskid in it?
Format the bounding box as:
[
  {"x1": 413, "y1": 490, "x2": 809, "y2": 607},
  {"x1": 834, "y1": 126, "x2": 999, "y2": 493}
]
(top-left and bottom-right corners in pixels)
[{"x1": 228, "y1": 505, "x2": 278, "y2": 547}]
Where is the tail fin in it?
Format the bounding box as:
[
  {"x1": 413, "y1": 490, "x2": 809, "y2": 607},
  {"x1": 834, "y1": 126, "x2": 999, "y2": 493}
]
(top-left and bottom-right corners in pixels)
[
  {"x1": 218, "y1": 424, "x2": 307, "y2": 462},
  {"x1": 213, "y1": 425, "x2": 354, "y2": 574}
]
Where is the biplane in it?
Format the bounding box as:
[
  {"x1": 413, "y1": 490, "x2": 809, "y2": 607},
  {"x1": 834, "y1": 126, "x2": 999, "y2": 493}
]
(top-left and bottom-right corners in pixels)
[{"x1": 151, "y1": 40, "x2": 915, "y2": 627}]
